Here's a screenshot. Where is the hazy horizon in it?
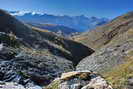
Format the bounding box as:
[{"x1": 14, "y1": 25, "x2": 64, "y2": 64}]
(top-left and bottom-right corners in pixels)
[{"x1": 0, "y1": 0, "x2": 133, "y2": 19}]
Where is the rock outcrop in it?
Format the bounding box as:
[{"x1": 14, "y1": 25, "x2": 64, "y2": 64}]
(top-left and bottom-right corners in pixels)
[{"x1": 45, "y1": 71, "x2": 113, "y2": 89}]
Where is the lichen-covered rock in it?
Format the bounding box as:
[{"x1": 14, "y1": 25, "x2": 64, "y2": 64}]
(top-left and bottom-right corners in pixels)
[{"x1": 45, "y1": 71, "x2": 113, "y2": 89}]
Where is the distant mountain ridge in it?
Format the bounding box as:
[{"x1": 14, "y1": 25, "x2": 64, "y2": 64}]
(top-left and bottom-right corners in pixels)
[{"x1": 9, "y1": 11, "x2": 109, "y2": 32}]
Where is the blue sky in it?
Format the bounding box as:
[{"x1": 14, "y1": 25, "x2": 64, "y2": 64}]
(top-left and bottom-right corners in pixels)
[{"x1": 0, "y1": 0, "x2": 132, "y2": 18}]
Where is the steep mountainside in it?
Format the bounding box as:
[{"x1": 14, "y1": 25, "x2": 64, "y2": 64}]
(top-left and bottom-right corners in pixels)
[
  {"x1": 0, "y1": 9, "x2": 94, "y2": 89},
  {"x1": 74, "y1": 12, "x2": 133, "y2": 50},
  {"x1": 10, "y1": 11, "x2": 109, "y2": 32},
  {"x1": 76, "y1": 12, "x2": 133, "y2": 89}
]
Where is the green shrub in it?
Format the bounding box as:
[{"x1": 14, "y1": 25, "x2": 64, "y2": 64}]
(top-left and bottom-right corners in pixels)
[{"x1": 45, "y1": 80, "x2": 60, "y2": 89}]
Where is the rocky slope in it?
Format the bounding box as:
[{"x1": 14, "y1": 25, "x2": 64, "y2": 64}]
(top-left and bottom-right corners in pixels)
[
  {"x1": 0, "y1": 9, "x2": 94, "y2": 89},
  {"x1": 76, "y1": 12, "x2": 133, "y2": 89}
]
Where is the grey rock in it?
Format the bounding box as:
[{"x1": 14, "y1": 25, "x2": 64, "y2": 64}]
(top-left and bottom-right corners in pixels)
[{"x1": 126, "y1": 77, "x2": 133, "y2": 89}]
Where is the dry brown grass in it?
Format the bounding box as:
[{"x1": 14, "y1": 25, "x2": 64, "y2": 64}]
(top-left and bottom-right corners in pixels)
[{"x1": 31, "y1": 26, "x2": 50, "y2": 33}]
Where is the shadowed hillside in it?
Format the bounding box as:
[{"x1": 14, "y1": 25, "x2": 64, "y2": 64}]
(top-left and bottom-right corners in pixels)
[{"x1": 0, "y1": 9, "x2": 94, "y2": 65}]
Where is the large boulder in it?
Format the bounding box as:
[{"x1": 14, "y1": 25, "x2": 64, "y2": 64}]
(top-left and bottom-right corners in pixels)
[{"x1": 45, "y1": 71, "x2": 113, "y2": 89}]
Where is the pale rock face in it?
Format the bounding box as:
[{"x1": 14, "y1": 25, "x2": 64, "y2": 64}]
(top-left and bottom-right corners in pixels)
[
  {"x1": 60, "y1": 71, "x2": 80, "y2": 80},
  {"x1": 0, "y1": 82, "x2": 25, "y2": 89},
  {"x1": 0, "y1": 82, "x2": 42, "y2": 89},
  {"x1": 81, "y1": 76, "x2": 113, "y2": 89}
]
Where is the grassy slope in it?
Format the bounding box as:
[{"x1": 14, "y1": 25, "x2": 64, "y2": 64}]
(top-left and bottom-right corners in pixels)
[{"x1": 103, "y1": 56, "x2": 133, "y2": 89}]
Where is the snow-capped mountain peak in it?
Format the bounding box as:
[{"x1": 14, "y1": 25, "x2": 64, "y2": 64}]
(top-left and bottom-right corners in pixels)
[{"x1": 10, "y1": 11, "x2": 44, "y2": 16}]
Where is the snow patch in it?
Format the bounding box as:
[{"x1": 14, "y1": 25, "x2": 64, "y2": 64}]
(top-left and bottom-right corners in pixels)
[{"x1": 0, "y1": 43, "x2": 3, "y2": 51}]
